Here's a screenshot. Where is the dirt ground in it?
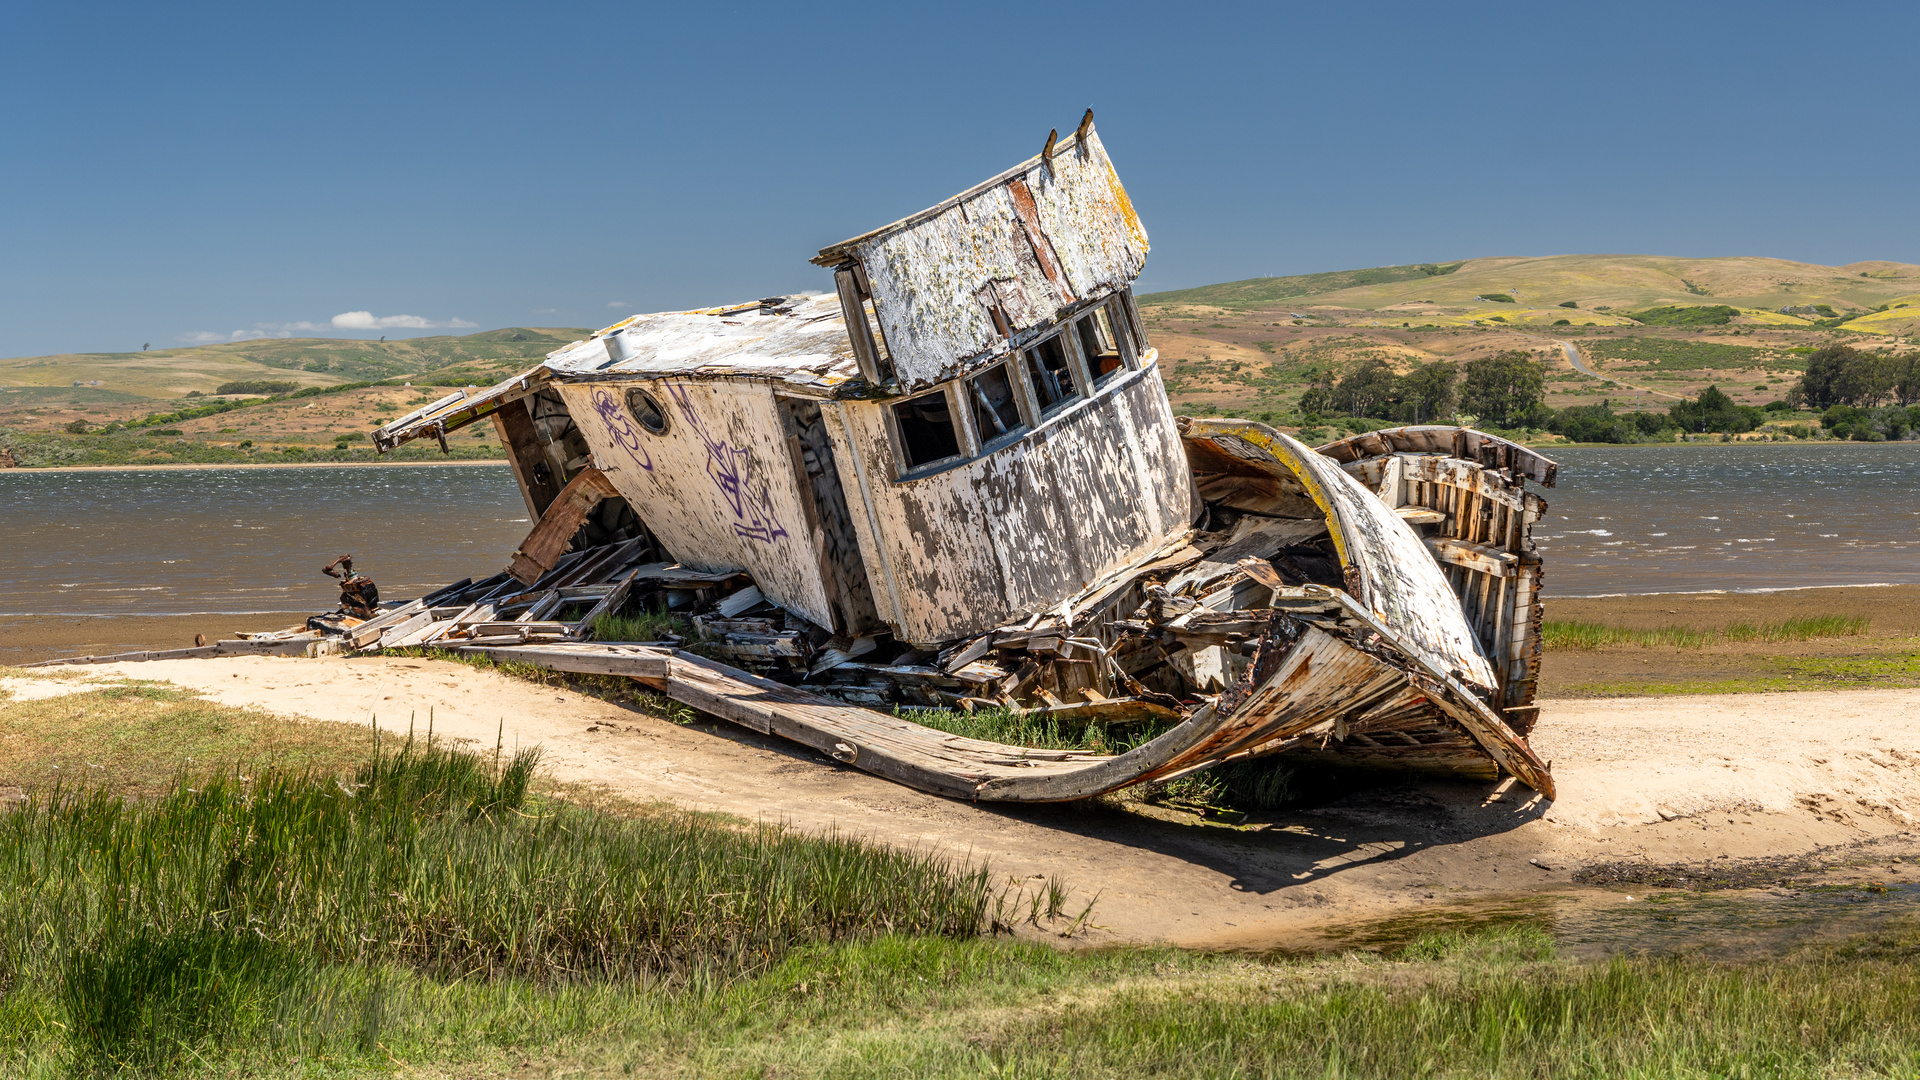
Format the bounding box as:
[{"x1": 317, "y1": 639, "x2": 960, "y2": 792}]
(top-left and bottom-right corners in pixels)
[{"x1": 15, "y1": 645, "x2": 1910, "y2": 951}]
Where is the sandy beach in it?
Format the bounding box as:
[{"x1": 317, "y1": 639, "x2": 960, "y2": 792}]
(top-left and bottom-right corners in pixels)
[{"x1": 8, "y1": 581, "x2": 1917, "y2": 948}]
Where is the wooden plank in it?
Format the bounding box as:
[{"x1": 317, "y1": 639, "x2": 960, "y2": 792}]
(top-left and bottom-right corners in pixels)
[
  {"x1": 348, "y1": 599, "x2": 425, "y2": 648},
  {"x1": 1425, "y1": 536, "x2": 1518, "y2": 578},
  {"x1": 507, "y1": 466, "x2": 622, "y2": 585},
  {"x1": 494, "y1": 396, "x2": 565, "y2": 519},
  {"x1": 377, "y1": 610, "x2": 436, "y2": 649},
  {"x1": 453, "y1": 644, "x2": 671, "y2": 679}
]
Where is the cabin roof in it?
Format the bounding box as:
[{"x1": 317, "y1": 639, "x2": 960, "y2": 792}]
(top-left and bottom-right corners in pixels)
[
  {"x1": 810, "y1": 120, "x2": 1150, "y2": 393},
  {"x1": 369, "y1": 295, "x2": 863, "y2": 452},
  {"x1": 551, "y1": 293, "x2": 862, "y2": 392}
]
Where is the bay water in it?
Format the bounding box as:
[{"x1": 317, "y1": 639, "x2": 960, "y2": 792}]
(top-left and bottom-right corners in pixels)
[{"x1": 2, "y1": 445, "x2": 1917, "y2": 618}]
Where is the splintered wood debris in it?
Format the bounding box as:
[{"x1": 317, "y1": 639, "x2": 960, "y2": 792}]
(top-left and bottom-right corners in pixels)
[{"x1": 46, "y1": 114, "x2": 1563, "y2": 805}]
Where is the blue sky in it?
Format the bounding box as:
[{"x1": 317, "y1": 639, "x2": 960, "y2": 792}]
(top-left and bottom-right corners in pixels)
[{"x1": 4, "y1": 1, "x2": 1916, "y2": 356}]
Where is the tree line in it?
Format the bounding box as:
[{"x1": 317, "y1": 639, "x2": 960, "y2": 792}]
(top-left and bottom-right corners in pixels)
[
  {"x1": 1788, "y1": 344, "x2": 1920, "y2": 409},
  {"x1": 1292, "y1": 346, "x2": 1920, "y2": 443}
]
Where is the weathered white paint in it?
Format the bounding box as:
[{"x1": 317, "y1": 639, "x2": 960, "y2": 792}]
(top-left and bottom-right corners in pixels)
[
  {"x1": 553, "y1": 294, "x2": 862, "y2": 392},
  {"x1": 1179, "y1": 420, "x2": 1497, "y2": 691},
  {"x1": 557, "y1": 379, "x2": 836, "y2": 630},
  {"x1": 829, "y1": 360, "x2": 1195, "y2": 645},
  {"x1": 814, "y1": 127, "x2": 1149, "y2": 393},
  {"x1": 372, "y1": 296, "x2": 863, "y2": 453}
]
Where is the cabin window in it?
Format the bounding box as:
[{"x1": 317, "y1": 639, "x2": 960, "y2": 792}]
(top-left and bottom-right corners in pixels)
[
  {"x1": 967, "y1": 363, "x2": 1028, "y2": 444},
  {"x1": 1076, "y1": 304, "x2": 1127, "y2": 385},
  {"x1": 626, "y1": 388, "x2": 670, "y2": 434},
  {"x1": 1023, "y1": 333, "x2": 1078, "y2": 412},
  {"x1": 892, "y1": 389, "x2": 962, "y2": 470}
]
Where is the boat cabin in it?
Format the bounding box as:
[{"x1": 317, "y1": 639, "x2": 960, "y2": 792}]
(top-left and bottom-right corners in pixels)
[{"x1": 376, "y1": 116, "x2": 1195, "y2": 647}]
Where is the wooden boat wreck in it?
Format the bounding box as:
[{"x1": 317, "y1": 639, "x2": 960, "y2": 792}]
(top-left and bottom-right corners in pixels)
[{"x1": 345, "y1": 113, "x2": 1559, "y2": 802}]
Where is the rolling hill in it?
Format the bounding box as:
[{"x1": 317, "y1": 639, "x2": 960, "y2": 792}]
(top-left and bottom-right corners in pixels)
[
  {"x1": 0, "y1": 326, "x2": 592, "y2": 404},
  {"x1": 1142, "y1": 255, "x2": 1920, "y2": 318}
]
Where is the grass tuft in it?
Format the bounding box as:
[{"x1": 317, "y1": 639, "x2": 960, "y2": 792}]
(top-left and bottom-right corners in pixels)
[
  {"x1": 0, "y1": 740, "x2": 994, "y2": 1070},
  {"x1": 1544, "y1": 614, "x2": 1869, "y2": 650},
  {"x1": 591, "y1": 609, "x2": 690, "y2": 643}
]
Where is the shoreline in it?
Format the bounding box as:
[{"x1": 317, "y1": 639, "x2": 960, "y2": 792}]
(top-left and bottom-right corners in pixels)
[
  {"x1": 2, "y1": 459, "x2": 508, "y2": 474},
  {"x1": 1553, "y1": 580, "x2": 1911, "y2": 599}
]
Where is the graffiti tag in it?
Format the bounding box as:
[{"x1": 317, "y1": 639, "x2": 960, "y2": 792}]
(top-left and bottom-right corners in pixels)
[
  {"x1": 590, "y1": 387, "x2": 653, "y2": 473},
  {"x1": 665, "y1": 382, "x2": 789, "y2": 544}
]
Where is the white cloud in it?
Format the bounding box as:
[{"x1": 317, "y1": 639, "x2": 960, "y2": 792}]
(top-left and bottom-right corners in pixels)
[
  {"x1": 179, "y1": 329, "x2": 292, "y2": 344},
  {"x1": 607, "y1": 301, "x2": 629, "y2": 308},
  {"x1": 326, "y1": 311, "x2": 476, "y2": 330},
  {"x1": 180, "y1": 310, "x2": 478, "y2": 345}
]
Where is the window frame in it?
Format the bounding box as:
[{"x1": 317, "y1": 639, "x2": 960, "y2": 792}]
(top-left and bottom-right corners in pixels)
[
  {"x1": 885, "y1": 384, "x2": 970, "y2": 478},
  {"x1": 1021, "y1": 328, "x2": 1083, "y2": 416},
  {"x1": 1072, "y1": 299, "x2": 1133, "y2": 389},
  {"x1": 963, "y1": 360, "x2": 1033, "y2": 451}
]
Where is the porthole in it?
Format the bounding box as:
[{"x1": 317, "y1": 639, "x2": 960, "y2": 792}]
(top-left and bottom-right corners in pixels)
[{"x1": 626, "y1": 387, "x2": 670, "y2": 434}]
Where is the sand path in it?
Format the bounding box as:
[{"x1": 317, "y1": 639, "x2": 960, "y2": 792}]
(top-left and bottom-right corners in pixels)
[{"x1": 85, "y1": 654, "x2": 1920, "y2": 946}]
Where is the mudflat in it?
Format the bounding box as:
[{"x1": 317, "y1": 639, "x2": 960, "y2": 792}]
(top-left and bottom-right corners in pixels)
[
  {"x1": 1540, "y1": 583, "x2": 1920, "y2": 696},
  {"x1": 0, "y1": 612, "x2": 310, "y2": 667}
]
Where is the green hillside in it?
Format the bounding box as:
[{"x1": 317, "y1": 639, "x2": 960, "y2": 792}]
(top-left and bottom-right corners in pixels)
[
  {"x1": 0, "y1": 326, "x2": 591, "y2": 403},
  {"x1": 1141, "y1": 262, "x2": 1466, "y2": 307},
  {"x1": 1142, "y1": 255, "x2": 1920, "y2": 317}
]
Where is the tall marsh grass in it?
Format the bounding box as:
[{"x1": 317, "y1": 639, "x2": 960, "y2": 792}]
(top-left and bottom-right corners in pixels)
[
  {"x1": 0, "y1": 740, "x2": 989, "y2": 1070},
  {"x1": 1543, "y1": 614, "x2": 1870, "y2": 650}
]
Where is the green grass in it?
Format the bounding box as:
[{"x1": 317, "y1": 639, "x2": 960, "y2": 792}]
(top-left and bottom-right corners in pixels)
[
  {"x1": 1577, "y1": 335, "x2": 1786, "y2": 373},
  {"x1": 1543, "y1": 615, "x2": 1869, "y2": 650},
  {"x1": 16, "y1": 910, "x2": 1920, "y2": 1076},
  {"x1": 590, "y1": 609, "x2": 690, "y2": 643},
  {"x1": 0, "y1": 740, "x2": 995, "y2": 1072},
  {"x1": 0, "y1": 678, "x2": 398, "y2": 798}
]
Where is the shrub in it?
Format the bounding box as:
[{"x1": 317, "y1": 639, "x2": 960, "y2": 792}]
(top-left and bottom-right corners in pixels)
[
  {"x1": 1668, "y1": 386, "x2": 1761, "y2": 434},
  {"x1": 1552, "y1": 319, "x2": 1571, "y2": 326},
  {"x1": 215, "y1": 380, "x2": 300, "y2": 396},
  {"x1": 145, "y1": 428, "x2": 184, "y2": 437},
  {"x1": 1477, "y1": 294, "x2": 1517, "y2": 304},
  {"x1": 63, "y1": 419, "x2": 89, "y2": 434},
  {"x1": 1628, "y1": 305, "x2": 1740, "y2": 326},
  {"x1": 1557, "y1": 300, "x2": 1579, "y2": 308}
]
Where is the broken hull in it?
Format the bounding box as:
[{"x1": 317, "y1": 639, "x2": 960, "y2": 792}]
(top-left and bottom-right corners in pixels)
[{"x1": 318, "y1": 422, "x2": 1554, "y2": 804}]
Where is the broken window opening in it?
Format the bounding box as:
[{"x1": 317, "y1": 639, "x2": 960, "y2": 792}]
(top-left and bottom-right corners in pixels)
[
  {"x1": 1076, "y1": 304, "x2": 1127, "y2": 386},
  {"x1": 626, "y1": 388, "x2": 670, "y2": 434},
  {"x1": 1023, "y1": 333, "x2": 1078, "y2": 413},
  {"x1": 891, "y1": 389, "x2": 962, "y2": 470},
  {"x1": 967, "y1": 363, "x2": 1029, "y2": 445},
  {"x1": 1118, "y1": 286, "x2": 1148, "y2": 355}
]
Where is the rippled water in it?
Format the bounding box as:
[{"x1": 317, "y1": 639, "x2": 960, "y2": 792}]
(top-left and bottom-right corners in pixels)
[
  {"x1": 1538, "y1": 444, "x2": 1920, "y2": 596},
  {"x1": 3, "y1": 446, "x2": 1917, "y2": 616},
  {"x1": 0, "y1": 466, "x2": 530, "y2": 617}
]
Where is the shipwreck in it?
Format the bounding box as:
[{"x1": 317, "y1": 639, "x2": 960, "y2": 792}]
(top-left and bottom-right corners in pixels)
[{"x1": 287, "y1": 115, "x2": 1564, "y2": 800}]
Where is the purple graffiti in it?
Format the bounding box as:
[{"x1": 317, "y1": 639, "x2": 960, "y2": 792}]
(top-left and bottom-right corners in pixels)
[
  {"x1": 664, "y1": 382, "x2": 789, "y2": 544},
  {"x1": 590, "y1": 387, "x2": 653, "y2": 472}
]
